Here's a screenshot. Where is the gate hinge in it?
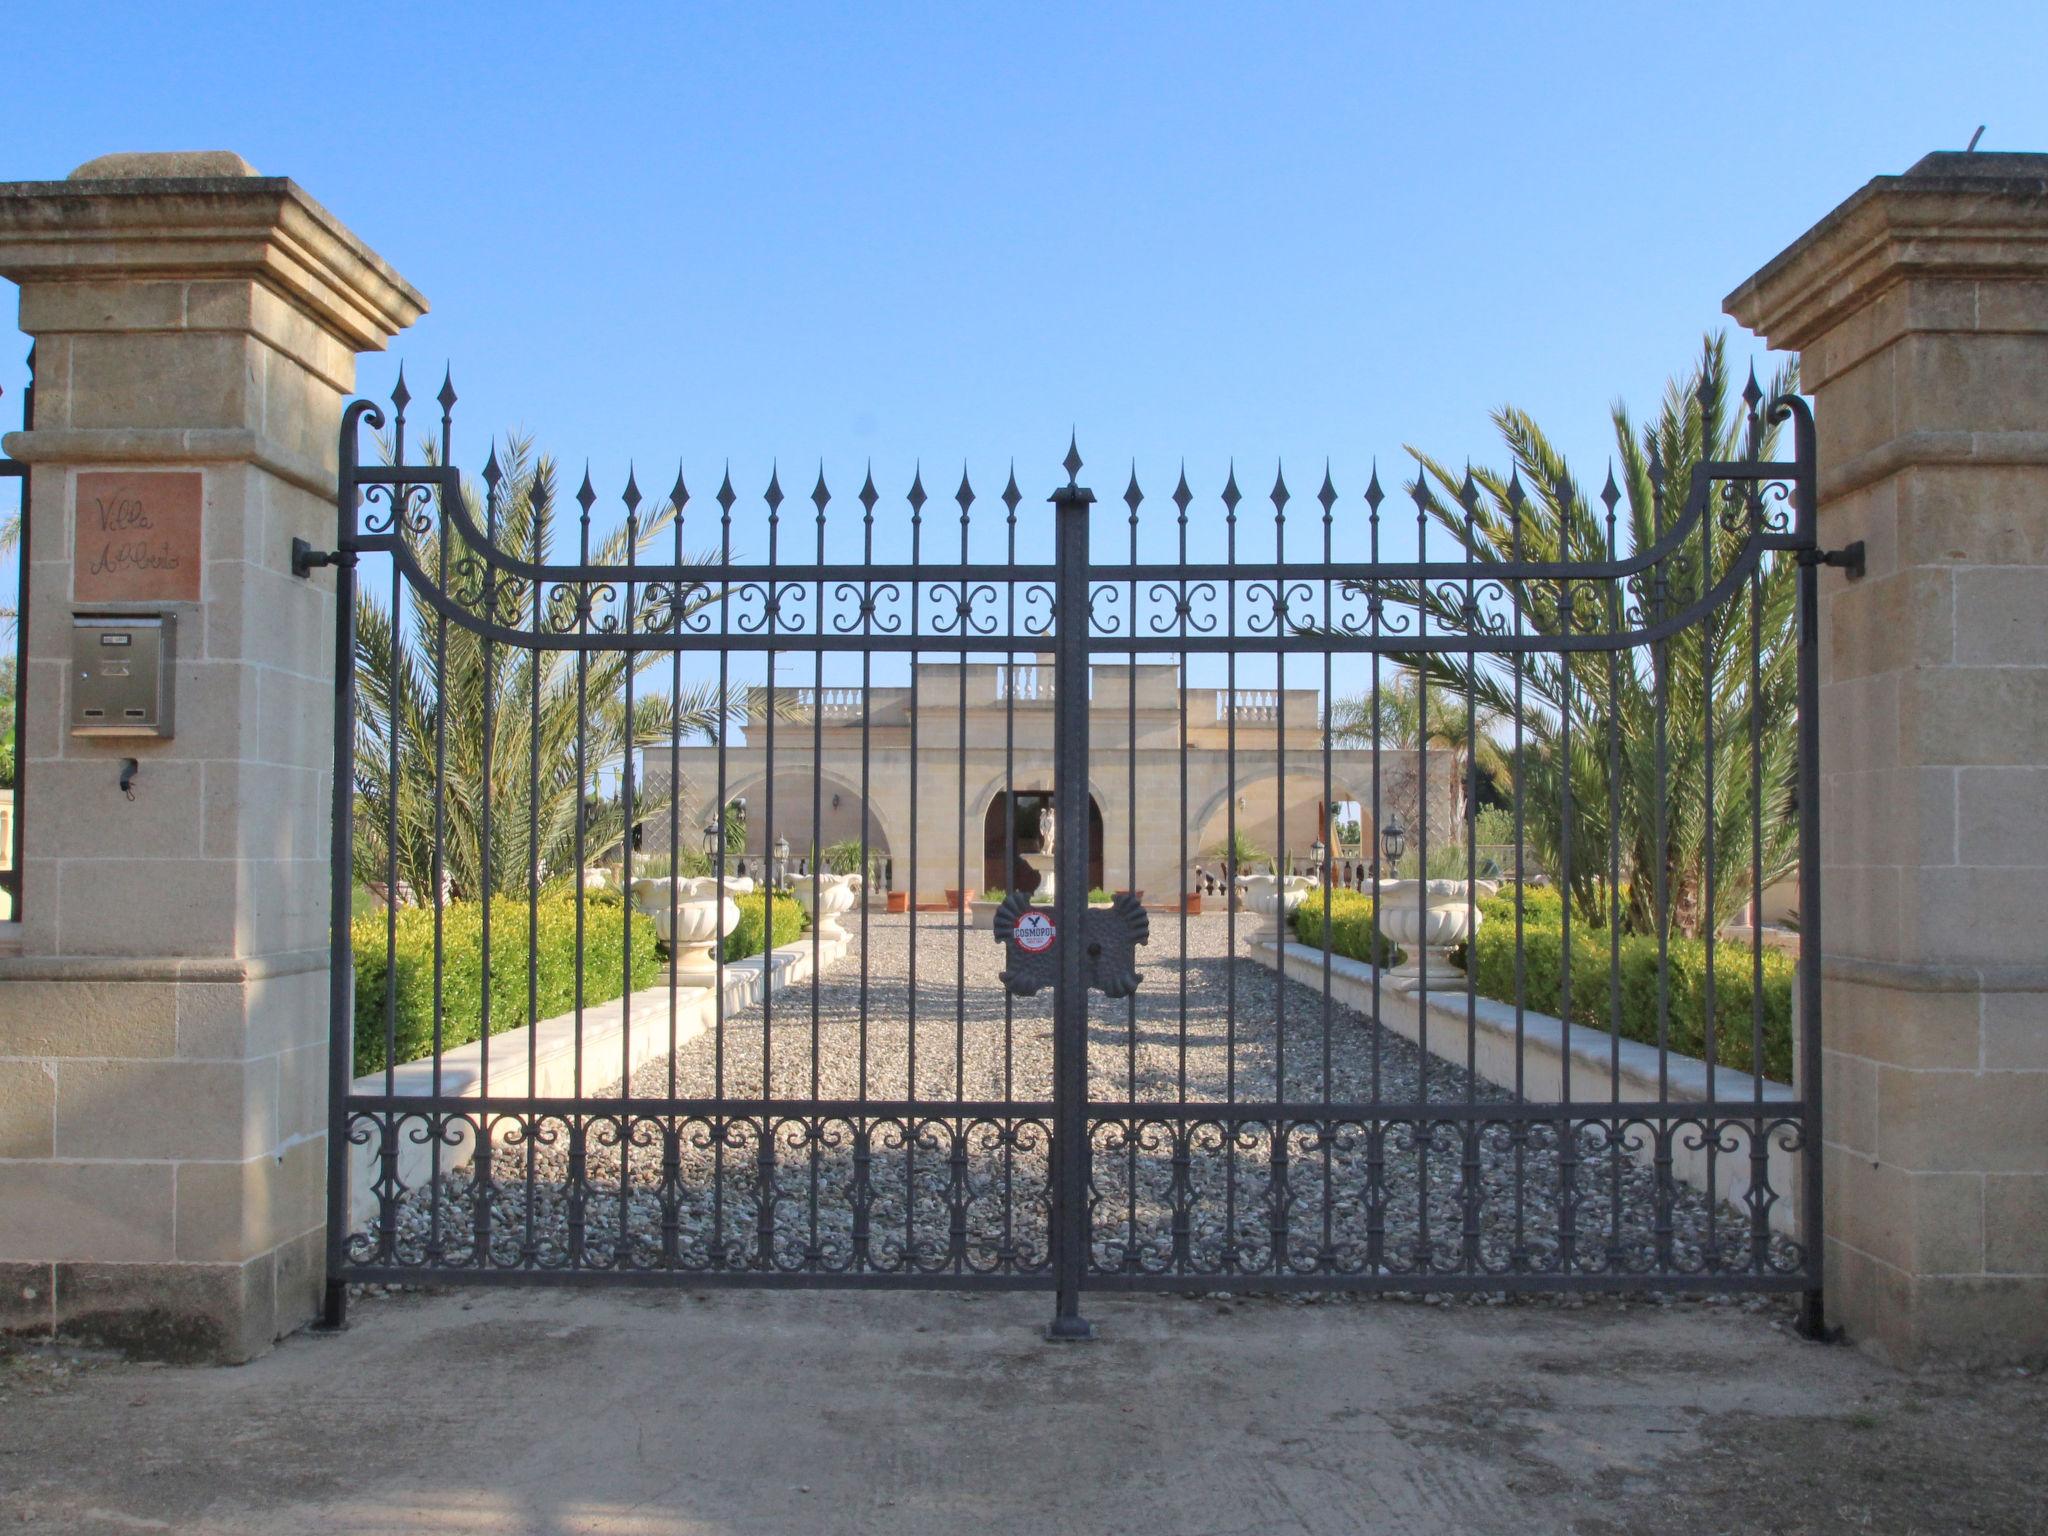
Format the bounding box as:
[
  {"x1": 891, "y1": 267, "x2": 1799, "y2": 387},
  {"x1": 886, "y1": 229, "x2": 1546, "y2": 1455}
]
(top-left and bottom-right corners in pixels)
[
  {"x1": 292, "y1": 537, "x2": 356, "y2": 579},
  {"x1": 1796, "y1": 540, "x2": 1865, "y2": 580}
]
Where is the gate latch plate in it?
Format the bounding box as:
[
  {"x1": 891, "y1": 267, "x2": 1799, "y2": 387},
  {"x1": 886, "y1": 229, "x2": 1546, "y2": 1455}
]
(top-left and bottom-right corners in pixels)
[{"x1": 994, "y1": 891, "x2": 1149, "y2": 998}]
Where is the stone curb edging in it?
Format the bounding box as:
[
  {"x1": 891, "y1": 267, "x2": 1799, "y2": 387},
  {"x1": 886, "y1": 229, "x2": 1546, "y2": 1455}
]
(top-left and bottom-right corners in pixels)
[
  {"x1": 1250, "y1": 937, "x2": 1803, "y2": 1239},
  {"x1": 348, "y1": 933, "x2": 849, "y2": 1228}
]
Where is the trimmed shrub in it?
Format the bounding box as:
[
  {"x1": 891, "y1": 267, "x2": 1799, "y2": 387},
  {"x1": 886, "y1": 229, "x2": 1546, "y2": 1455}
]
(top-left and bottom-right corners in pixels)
[
  {"x1": 723, "y1": 888, "x2": 805, "y2": 962},
  {"x1": 1469, "y1": 892, "x2": 1793, "y2": 1081},
  {"x1": 1289, "y1": 889, "x2": 1400, "y2": 969},
  {"x1": 352, "y1": 890, "x2": 661, "y2": 1078},
  {"x1": 1287, "y1": 880, "x2": 1793, "y2": 1081}
]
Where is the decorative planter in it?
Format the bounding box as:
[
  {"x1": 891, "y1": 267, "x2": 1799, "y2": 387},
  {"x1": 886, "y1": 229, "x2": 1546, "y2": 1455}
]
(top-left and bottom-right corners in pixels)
[
  {"x1": 792, "y1": 871, "x2": 862, "y2": 942},
  {"x1": 1373, "y1": 879, "x2": 1498, "y2": 992},
  {"x1": 944, "y1": 887, "x2": 975, "y2": 912},
  {"x1": 629, "y1": 876, "x2": 742, "y2": 985},
  {"x1": 885, "y1": 891, "x2": 909, "y2": 914},
  {"x1": 1183, "y1": 892, "x2": 1203, "y2": 916},
  {"x1": 1237, "y1": 873, "x2": 1316, "y2": 946},
  {"x1": 1114, "y1": 889, "x2": 1145, "y2": 906},
  {"x1": 969, "y1": 898, "x2": 1002, "y2": 930}
]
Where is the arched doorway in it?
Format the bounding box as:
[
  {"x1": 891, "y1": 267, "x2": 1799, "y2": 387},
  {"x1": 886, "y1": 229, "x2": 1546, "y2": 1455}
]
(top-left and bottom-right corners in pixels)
[{"x1": 983, "y1": 790, "x2": 1104, "y2": 895}]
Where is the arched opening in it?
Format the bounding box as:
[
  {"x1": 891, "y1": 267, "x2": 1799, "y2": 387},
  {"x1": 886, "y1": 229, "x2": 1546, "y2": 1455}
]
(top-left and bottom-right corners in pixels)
[
  {"x1": 983, "y1": 790, "x2": 1104, "y2": 895},
  {"x1": 1190, "y1": 777, "x2": 1374, "y2": 882},
  {"x1": 745, "y1": 771, "x2": 891, "y2": 868}
]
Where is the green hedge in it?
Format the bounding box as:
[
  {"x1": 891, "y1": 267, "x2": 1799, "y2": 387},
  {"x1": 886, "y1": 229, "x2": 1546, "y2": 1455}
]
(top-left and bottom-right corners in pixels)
[
  {"x1": 352, "y1": 891, "x2": 662, "y2": 1078},
  {"x1": 723, "y1": 889, "x2": 806, "y2": 962},
  {"x1": 1286, "y1": 882, "x2": 1793, "y2": 1081},
  {"x1": 1468, "y1": 891, "x2": 1794, "y2": 1081},
  {"x1": 1289, "y1": 889, "x2": 1400, "y2": 969}
]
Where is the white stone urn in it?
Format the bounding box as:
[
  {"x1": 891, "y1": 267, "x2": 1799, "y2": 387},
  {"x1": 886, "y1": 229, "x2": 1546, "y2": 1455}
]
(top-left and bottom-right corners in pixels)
[
  {"x1": 792, "y1": 871, "x2": 862, "y2": 941},
  {"x1": 1373, "y1": 879, "x2": 1499, "y2": 992},
  {"x1": 629, "y1": 875, "x2": 748, "y2": 984},
  {"x1": 1237, "y1": 873, "x2": 1317, "y2": 946}
]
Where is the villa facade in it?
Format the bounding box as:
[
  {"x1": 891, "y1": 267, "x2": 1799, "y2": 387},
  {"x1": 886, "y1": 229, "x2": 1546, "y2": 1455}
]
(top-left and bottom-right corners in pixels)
[{"x1": 640, "y1": 658, "x2": 1457, "y2": 902}]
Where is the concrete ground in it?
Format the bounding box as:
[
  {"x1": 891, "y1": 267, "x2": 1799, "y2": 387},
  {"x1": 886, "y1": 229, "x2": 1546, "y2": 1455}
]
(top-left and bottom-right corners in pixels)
[{"x1": 2, "y1": 1289, "x2": 2042, "y2": 1535}]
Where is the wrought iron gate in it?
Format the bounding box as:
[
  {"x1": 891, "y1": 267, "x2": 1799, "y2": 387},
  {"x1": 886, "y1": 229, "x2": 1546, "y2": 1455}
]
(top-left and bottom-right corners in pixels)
[{"x1": 321, "y1": 374, "x2": 1826, "y2": 1338}]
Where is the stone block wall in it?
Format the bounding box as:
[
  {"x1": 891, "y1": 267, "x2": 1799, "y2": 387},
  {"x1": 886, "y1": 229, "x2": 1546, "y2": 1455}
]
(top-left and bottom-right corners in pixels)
[
  {"x1": 0, "y1": 156, "x2": 421, "y2": 1360},
  {"x1": 1729, "y1": 150, "x2": 2048, "y2": 1365}
]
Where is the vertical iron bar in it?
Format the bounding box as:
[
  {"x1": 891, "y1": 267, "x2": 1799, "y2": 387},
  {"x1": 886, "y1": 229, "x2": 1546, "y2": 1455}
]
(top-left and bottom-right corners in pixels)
[
  {"x1": 664, "y1": 465, "x2": 687, "y2": 1268},
  {"x1": 905, "y1": 468, "x2": 924, "y2": 1266},
  {"x1": 1223, "y1": 464, "x2": 1240, "y2": 1272},
  {"x1": 1791, "y1": 403, "x2": 1825, "y2": 1338},
  {"x1": 426, "y1": 401, "x2": 453, "y2": 1269},
  {"x1": 1508, "y1": 476, "x2": 1526, "y2": 1272},
  {"x1": 758, "y1": 467, "x2": 783, "y2": 1271},
  {"x1": 568, "y1": 468, "x2": 593, "y2": 1267},
  {"x1": 1001, "y1": 466, "x2": 1019, "y2": 1269},
  {"x1": 524, "y1": 473, "x2": 545, "y2": 1268},
  {"x1": 1047, "y1": 455, "x2": 1095, "y2": 1340},
  {"x1": 811, "y1": 469, "x2": 828, "y2": 1272},
  {"x1": 1603, "y1": 474, "x2": 1626, "y2": 1266},
  {"x1": 1270, "y1": 463, "x2": 1288, "y2": 1273},
  {"x1": 320, "y1": 404, "x2": 365, "y2": 1329},
  {"x1": 1125, "y1": 467, "x2": 1141, "y2": 1268},
  {"x1": 1317, "y1": 466, "x2": 1335, "y2": 1271},
  {"x1": 712, "y1": 468, "x2": 734, "y2": 1267},
  {"x1": 475, "y1": 437, "x2": 499, "y2": 1272},
  {"x1": 619, "y1": 470, "x2": 641, "y2": 1259}
]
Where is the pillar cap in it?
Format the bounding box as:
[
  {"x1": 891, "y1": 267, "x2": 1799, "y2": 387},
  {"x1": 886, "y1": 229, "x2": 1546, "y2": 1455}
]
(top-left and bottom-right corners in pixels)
[
  {"x1": 1726, "y1": 151, "x2": 2048, "y2": 353},
  {"x1": 0, "y1": 160, "x2": 426, "y2": 352},
  {"x1": 68, "y1": 150, "x2": 260, "y2": 180}
]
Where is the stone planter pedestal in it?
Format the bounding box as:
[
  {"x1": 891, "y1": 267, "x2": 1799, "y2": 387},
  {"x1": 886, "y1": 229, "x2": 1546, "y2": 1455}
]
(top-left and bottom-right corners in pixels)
[
  {"x1": 1237, "y1": 873, "x2": 1316, "y2": 947},
  {"x1": 630, "y1": 876, "x2": 747, "y2": 985},
  {"x1": 1374, "y1": 879, "x2": 1496, "y2": 992},
  {"x1": 793, "y1": 872, "x2": 862, "y2": 941}
]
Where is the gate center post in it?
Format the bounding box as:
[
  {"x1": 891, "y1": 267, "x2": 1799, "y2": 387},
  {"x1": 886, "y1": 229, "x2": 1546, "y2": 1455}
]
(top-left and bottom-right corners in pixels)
[{"x1": 1048, "y1": 469, "x2": 1095, "y2": 1340}]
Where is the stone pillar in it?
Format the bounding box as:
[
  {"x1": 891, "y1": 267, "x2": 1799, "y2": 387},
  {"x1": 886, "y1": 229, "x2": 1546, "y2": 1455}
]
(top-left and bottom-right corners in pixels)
[
  {"x1": 0, "y1": 154, "x2": 422, "y2": 1360},
  {"x1": 1727, "y1": 151, "x2": 2048, "y2": 1366}
]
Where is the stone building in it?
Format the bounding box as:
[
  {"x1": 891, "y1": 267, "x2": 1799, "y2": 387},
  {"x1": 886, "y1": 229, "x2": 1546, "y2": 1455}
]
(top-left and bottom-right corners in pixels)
[{"x1": 640, "y1": 658, "x2": 1457, "y2": 903}]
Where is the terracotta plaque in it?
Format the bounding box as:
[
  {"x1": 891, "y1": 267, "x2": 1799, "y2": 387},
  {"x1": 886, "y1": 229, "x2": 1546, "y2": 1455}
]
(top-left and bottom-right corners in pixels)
[{"x1": 73, "y1": 471, "x2": 203, "y2": 604}]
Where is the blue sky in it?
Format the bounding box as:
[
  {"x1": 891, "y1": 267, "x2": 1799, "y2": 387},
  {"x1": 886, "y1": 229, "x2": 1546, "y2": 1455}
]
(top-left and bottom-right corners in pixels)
[{"x1": 5, "y1": 1, "x2": 2044, "y2": 689}]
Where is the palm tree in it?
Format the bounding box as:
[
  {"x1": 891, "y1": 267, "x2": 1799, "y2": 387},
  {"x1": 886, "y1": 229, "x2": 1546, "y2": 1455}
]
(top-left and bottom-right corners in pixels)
[
  {"x1": 1392, "y1": 333, "x2": 1800, "y2": 939},
  {"x1": 0, "y1": 505, "x2": 18, "y2": 639},
  {"x1": 352, "y1": 435, "x2": 737, "y2": 902},
  {"x1": 1328, "y1": 669, "x2": 1510, "y2": 830}
]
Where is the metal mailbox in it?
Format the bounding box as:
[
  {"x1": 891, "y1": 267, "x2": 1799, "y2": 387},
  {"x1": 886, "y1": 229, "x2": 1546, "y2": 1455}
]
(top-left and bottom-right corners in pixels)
[{"x1": 71, "y1": 615, "x2": 175, "y2": 738}]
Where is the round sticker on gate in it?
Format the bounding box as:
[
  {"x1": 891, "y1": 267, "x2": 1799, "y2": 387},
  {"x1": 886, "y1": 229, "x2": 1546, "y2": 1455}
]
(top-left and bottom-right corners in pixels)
[{"x1": 1014, "y1": 910, "x2": 1056, "y2": 953}]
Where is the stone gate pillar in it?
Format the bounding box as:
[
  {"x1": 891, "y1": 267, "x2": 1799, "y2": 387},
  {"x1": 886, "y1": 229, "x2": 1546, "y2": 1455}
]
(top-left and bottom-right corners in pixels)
[
  {"x1": 0, "y1": 154, "x2": 422, "y2": 1360},
  {"x1": 1728, "y1": 151, "x2": 2048, "y2": 1365}
]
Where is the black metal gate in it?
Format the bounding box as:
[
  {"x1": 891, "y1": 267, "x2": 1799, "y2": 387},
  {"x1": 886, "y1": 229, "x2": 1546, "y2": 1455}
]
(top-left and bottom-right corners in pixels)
[{"x1": 321, "y1": 374, "x2": 1828, "y2": 1338}]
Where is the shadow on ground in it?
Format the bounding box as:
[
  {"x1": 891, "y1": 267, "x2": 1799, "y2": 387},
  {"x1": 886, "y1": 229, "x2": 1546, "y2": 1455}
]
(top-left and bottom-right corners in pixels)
[{"x1": 2, "y1": 1290, "x2": 2041, "y2": 1535}]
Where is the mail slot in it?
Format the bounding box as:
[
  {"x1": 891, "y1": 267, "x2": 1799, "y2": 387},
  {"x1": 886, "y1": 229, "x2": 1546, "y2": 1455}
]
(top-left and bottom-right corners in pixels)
[{"x1": 71, "y1": 615, "x2": 175, "y2": 738}]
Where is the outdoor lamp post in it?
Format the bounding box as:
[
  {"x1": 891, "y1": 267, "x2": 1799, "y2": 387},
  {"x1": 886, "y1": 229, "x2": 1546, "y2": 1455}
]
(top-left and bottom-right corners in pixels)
[
  {"x1": 1381, "y1": 816, "x2": 1406, "y2": 874},
  {"x1": 701, "y1": 818, "x2": 720, "y2": 861},
  {"x1": 1308, "y1": 837, "x2": 1326, "y2": 881},
  {"x1": 773, "y1": 834, "x2": 791, "y2": 885}
]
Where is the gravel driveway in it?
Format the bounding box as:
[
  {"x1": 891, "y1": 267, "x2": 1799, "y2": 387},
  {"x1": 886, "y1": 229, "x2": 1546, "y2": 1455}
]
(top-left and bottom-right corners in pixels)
[{"x1": 368, "y1": 910, "x2": 1795, "y2": 1286}]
